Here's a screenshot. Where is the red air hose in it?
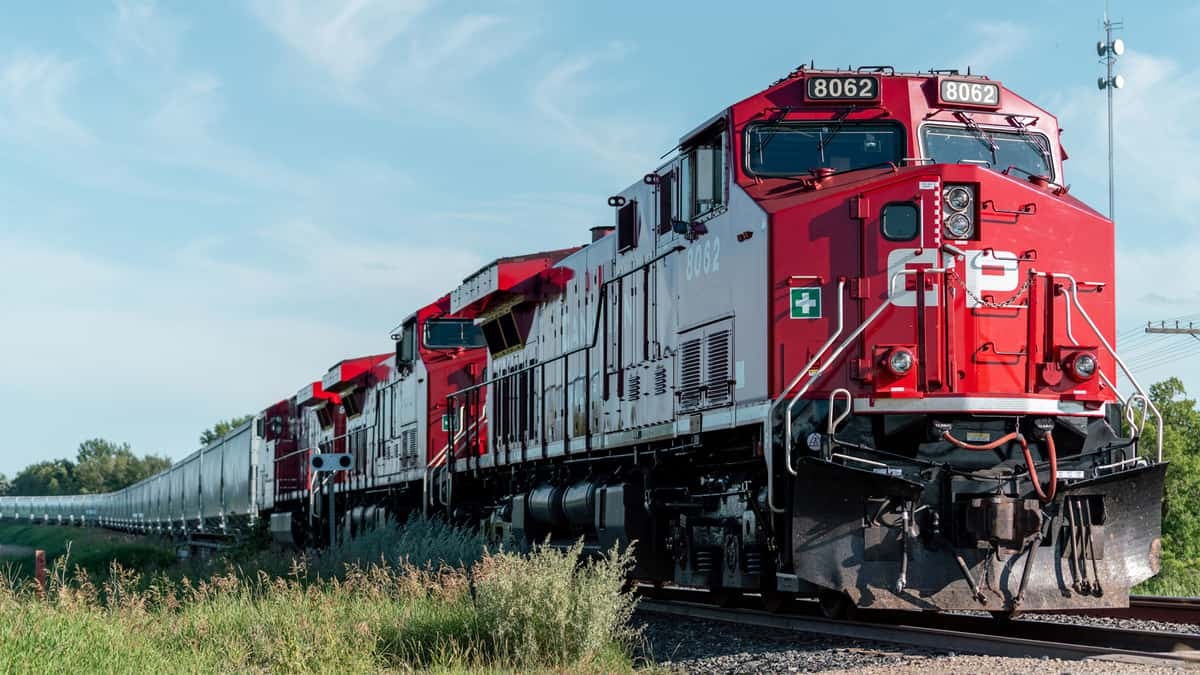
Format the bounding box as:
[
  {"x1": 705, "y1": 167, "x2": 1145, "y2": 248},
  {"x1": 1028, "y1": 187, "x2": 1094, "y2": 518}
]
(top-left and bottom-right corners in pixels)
[{"x1": 941, "y1": 430, "x2": 1058, "y2": 502}]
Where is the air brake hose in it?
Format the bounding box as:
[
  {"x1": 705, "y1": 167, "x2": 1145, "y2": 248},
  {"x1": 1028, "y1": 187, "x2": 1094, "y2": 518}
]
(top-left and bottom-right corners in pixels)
[{"x1": 941, "y1": 430, "x2": 1058, "y2": 503}]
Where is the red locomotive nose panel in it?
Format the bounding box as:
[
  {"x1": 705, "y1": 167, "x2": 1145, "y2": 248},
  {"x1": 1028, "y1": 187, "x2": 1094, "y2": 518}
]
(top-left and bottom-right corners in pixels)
[{"x1": 765, "y1": 164, "x2": 1116, "y2": 413}]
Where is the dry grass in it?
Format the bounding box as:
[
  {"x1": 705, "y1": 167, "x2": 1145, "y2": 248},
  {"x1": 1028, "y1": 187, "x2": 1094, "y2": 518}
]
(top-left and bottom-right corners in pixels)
[{"x1": 0, "y1": 519, "x2": 642, "y2": 673}]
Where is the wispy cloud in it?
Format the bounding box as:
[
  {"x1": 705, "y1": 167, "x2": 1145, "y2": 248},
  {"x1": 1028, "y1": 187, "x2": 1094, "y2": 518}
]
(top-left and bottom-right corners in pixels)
[
  {"x1": 258, "y1": 220, "x2": 482, "y2": 299},
  {"x1": 251, "y1": 0, "x2": 536, "y2": 121},
  {"x1": 395, "y1": 13, "x2": 535, "y2": 90},
  {"x1": 1054, "y1": 51, "x2": 1200, "y2": 230},
  {"x1": 251, "y1": 0, "x2": 431, "y2": 85},
  {"x1": 0, "y1": 222, "x2": 482, "y2": 416},
  {"x1": 955, "y1": 22, "x2": 1034, "y2": 73},
  {"x1": 0, "y1": 53, "x2": 92, "y2": 144},
  {"x1": 136, "y1": 72, "x2": 317, "y2": 195},
  {"x1": 106, "y1": 0, "x2": 187, "y2": 66},
  {"x1": 531, "y1": 42, "x2": 664, "y2": 178},
  {"x1": 1049, "y1": 48, "x2": 1200, "y2": 382}
]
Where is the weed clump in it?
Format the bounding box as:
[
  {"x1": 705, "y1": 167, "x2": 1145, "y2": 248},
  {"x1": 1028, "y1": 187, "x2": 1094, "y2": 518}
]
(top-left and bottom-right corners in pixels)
[{"x1": 0, "y1": 518, "x2": 641, "y2": 673}]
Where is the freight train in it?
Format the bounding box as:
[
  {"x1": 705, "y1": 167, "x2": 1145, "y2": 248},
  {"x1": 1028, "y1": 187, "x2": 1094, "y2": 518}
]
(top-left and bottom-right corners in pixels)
[{"x1": 0, "y1": 66, "x2": 1165, "y2": 617}]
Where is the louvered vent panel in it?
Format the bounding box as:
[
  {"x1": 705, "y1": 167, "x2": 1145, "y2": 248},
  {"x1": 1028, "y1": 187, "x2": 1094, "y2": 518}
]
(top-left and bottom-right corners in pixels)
[
  {"x1": 706, "y1": 329, "x2": 732, "y2": 406},
  {"x1": 654, "y1": 366, "x2": 668, "y2": 395},
  {"x1": 626, "y1": 372, "x2": 641, "y2": 401},
  {"x1": 403, "y1": 428, "x2": 417, "y2": 458},
  {"x1": 677, "y1": 338, "x2": 703, "y2": 411}
]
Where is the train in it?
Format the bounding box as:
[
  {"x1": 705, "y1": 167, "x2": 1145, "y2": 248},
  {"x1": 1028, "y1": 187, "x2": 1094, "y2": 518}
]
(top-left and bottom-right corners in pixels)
[{"x1": 0, "y1": 65, "x2": 1166, "y2": 618}]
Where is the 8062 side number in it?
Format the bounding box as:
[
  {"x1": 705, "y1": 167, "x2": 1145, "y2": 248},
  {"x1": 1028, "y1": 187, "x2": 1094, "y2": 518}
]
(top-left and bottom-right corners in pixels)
[{"x1": 685, "y1": 237, "x2": 721, "y2": 281}]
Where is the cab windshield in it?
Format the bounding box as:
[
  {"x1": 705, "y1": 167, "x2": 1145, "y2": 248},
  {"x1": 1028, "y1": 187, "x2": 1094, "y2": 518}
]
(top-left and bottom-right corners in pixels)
[
  {"x1": 922, "y1": 125, "x2": 1054, "y2": 179},
  {"x1": 423, "y1": 319, "x2": 485, "y2": 349},
  {"x1": 745, "y1": 122, "x2": 904, "y2": 176}
]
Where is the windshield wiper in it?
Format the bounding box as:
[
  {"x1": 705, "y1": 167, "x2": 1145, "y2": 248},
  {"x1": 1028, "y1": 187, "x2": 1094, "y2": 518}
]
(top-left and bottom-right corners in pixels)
[
  {"x1": 753, "y1": 107, "x2": 796, "y2": 155},
  {"x1": 815, "y1": 107, "x2": 856, "y2": 162},
  {"x1": 954, "y1": 111, "x2": 998, "y2": 165},
  {"x1": 1007, "y1": 114, "x2": 1052, "y2": 168}
]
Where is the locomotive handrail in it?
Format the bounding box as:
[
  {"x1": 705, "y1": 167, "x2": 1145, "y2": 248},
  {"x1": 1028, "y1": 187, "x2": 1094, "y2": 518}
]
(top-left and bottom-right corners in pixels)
[
  {"x1": 783, "y1": 268, "x2": 945, "y2": 473},
  {"x1": 1125, "y1": 393, "x2": 1151, "y2": 440},
  {"x1": 764, "y1": 268, "x2": 943, "y2": 513},
  {"x1": 1039, "y1": 271, "x2": 1163, "y2": 462},
  {"x1": 762, "y1": 278, "x2": 846, "y2": 512},
  {"x1": 440, "y1": 244, "x2": 686, "y2": 481},
  {"x1": 828, "y1": 388, "x2": 852, "y2": 435},
  {"x1": 445, "y1": 245, "x2": 685, "y2": 401}
]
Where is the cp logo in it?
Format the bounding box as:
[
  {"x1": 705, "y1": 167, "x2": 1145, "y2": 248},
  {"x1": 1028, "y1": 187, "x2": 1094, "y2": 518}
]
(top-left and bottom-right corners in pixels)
[{"x1": 885, "y1": 249, "x2": 1018, "y2": 307}]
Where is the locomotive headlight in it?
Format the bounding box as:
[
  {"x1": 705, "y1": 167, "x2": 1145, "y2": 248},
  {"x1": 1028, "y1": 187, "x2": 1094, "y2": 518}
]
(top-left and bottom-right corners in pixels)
[
  {"x1": 944, "y1": 185, "x2": 973, "y2": 211},
  {"x1": 945, "y1": 213, "x2": 973, "y2": 238},
  {"x1": 1068, "y1": 352, "x2": 1098, "y2": 381},
  {"x1": 885, "y1": 348, "x2": 915, "y2": 376},
  {"x1": 942, "y1": 184, "x2": 976, "y2": 239}
]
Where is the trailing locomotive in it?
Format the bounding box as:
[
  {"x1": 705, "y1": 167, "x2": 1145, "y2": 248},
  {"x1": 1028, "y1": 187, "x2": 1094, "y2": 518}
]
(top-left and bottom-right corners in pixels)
[{"x1": 0, "y1": 66, "x2": 1164, "y2": 617}]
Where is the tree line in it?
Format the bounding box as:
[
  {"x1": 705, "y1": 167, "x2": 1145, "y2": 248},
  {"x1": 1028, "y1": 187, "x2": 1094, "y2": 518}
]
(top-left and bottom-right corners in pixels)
[
  {"x1": 1147, "y1": 378, "x2": 1200, "y2": 578},
  {"x1": 0, "y1": 416, "x2": 254, "y2": 498}
]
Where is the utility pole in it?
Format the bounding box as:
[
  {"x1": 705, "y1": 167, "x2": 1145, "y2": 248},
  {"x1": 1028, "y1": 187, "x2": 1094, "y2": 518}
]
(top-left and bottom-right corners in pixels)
[
  {"x1": 1097, "y1": 2, "x2": 1125, "y2": 221},
  {"x1": 1145, "y1": 321, "x2": 1200, "y2": 337}
]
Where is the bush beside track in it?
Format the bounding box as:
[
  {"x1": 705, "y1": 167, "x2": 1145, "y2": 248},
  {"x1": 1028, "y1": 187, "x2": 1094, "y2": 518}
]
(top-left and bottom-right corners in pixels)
[
  {"x1": 1134, "y1": 378, "x2": 1200, "y2": 597},
  {"x1": 0, "y1": 518, "x2": 643, "y2": 673}
]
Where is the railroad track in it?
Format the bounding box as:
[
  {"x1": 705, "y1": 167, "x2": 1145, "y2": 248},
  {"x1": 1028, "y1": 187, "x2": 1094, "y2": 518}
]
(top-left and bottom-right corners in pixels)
[
  {"x1": 636, "y1": 589, "x2": 1200, "y2": 667},
  {"x1": 1066, "y1": 595, "x2": 1200, "y2": 625}
]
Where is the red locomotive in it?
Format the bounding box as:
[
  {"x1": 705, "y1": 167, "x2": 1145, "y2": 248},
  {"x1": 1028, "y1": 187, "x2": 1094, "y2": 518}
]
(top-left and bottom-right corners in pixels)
[{"x1": 0, "y1": 66, "x2": 1164, "y2": 617}]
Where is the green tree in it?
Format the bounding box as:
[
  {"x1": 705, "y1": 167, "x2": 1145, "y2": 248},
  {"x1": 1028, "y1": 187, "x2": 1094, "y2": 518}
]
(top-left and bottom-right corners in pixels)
[
  {"x1": 8, "y1": 459, "x2": 78, "y2": 496},
  {"x1": 200, "y1": 414, "x2": 255, "y2": 446},
  {"x1": 73, "y1": 438, "x2": 171, "y2": 494},
  {"x1": 6, "y1": 440, "x2": 170, "y2": 497},
  {"x1": 1148, "y1": 378, "x2": 1200, "y2": 572},
  {"x1": 0, "y1": 473, "x2": 10, "y2": 496}
]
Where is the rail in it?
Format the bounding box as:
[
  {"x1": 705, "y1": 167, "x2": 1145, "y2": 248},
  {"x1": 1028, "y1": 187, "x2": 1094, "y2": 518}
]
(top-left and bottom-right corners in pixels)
[{"x1": 637, "y1": 591, "x2": 1200, "y2": 666}]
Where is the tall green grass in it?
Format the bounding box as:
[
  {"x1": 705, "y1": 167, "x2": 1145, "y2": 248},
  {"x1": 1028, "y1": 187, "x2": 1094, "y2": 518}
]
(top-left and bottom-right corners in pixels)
[{"x1": 0, "y1": 518, "x2": 641, "y2": 673}]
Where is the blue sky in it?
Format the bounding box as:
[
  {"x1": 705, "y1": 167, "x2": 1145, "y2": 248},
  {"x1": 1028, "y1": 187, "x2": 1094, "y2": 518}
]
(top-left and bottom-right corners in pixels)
[{"x1": 0, "y1": 0, "x2": 1195, "y2": 475}]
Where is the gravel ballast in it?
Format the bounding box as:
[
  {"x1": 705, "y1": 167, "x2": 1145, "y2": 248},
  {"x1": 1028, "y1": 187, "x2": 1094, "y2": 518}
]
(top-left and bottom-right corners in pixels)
[{"x1": 634, "y1": 613, "x2": 1188, "y2": 674}]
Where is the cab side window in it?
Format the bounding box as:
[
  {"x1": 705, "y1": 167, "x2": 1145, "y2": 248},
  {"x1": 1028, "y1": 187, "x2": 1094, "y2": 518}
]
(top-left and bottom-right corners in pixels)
[
  {"x1": 881, "y1": 202, "x2": 919, "y2": 241},
  {"x1": 688, "y1": 130, "x2": 726, "y2": 218},
  {"x1": 396, "y1": 318, "x2": 416, "y2": 368}
]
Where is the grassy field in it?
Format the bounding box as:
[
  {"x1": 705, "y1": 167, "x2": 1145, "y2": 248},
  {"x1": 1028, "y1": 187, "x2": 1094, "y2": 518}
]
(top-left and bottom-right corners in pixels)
[
  {"x1": 0, "y1": 523, "x2": 176, "y2": 580},
  {"x1": 1134, "y1": 562, "x2": 1200, "y2": 597},
  {"x1": 0, "y1": 519, "x2": 643, "y2": 673}
]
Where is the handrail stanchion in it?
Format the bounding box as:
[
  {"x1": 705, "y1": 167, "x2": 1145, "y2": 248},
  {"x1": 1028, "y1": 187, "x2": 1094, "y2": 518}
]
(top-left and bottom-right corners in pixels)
[
  {"x1": 765, "y1": 269, "x2": 941, "y2": 513},
  {"x1": 1042, "y1": 272, "x2": 1163, "y2": 462}
]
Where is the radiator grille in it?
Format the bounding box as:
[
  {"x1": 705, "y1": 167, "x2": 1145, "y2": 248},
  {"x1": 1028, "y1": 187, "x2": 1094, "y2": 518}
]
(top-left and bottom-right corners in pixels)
[
  {"x1": 402, "y1": 428, "x2": 417, "y2": 457},
  {"x1": 626, "y1": 372, "x2": 642, "y2": 401},
  {"x1": 677, "y1": 338, "x2": 703, "y2": 411},
  {"x1": 706, "y1": 329, "x2": 731, "y2": 406}
]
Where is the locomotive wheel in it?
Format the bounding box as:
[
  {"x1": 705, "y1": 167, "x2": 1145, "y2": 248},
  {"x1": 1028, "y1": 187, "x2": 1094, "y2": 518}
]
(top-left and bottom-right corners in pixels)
[
  {"x1": 819, "y1": 590, "x2": 855, "y2": 620},
  {"x1": 761, "y1": 590, "x2": 791, "y2": 613},
  {"x1": 711, "y1": 588, "x2": 740, "y2": 608}
]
